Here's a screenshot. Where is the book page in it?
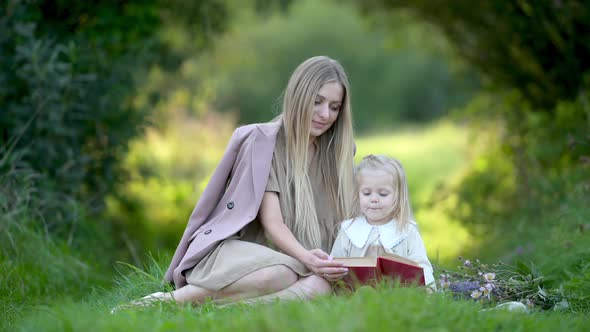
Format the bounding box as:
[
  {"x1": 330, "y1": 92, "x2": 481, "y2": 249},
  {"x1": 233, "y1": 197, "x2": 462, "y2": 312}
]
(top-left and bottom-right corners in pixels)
[
  {"x1": 380, "y1": 253, "x2": 421, "y2": 267},
  {"x1": 333, "y1": 257, "x2": 378, "y2": 267}
]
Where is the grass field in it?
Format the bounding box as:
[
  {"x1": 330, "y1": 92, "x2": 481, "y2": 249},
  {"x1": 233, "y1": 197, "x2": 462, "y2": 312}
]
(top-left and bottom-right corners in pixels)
[
  {"x1": 4, "y1": 121, "x2": 589, "y2": 331},
  {"x1": 15, "y1": 282, "x2": 590, "y2": 332}
]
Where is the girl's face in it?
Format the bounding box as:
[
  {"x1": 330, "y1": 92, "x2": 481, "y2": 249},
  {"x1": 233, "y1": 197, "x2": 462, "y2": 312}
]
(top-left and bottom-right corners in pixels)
[
  {"x1": 310, "y1": 82, "x2": 342, "y2": 140},
  {"x1": 358, "y1": 169, "x2": 397, "y2": 225}
]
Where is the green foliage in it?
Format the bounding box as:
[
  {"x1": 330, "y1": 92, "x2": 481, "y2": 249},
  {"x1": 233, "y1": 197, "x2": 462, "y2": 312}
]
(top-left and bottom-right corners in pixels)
[
  {"x1": 362, "y1": 0, "x2": 590, "y2": 110},
  {"x1": 364, "y1": 3, "x2": 590, "y2": 273},
  {"x1": 0, "y1": 0, "x2": 233, "y2": 234},
  {"x1": 525, "y1": 195, "x2": 590, "y2": 313},
  {"x1": 359, "y1": 3, "x2": 590, "y2": 311},
  {"x1": 430, "y1": 95, "x2": 590, "y2": 316},
  {"x1": 440, "y1": 88, "x2": 590, "y2": 234},
  {"x1": 105, "y1": 112, "x2": 236, "y2": 255},
  {"x1": 0, "y1": 2, "x2": 232, "y2": 327},
  {"x1": 189, "y1": 0, "x2": 474, "y2": 131},
  {"x1": 0, "y1": 1, "x2": 162, "y2": 235},
  {"x1": 436, "y1": 191, "x2": 590, "y2": 314},
  {"x1": 561, "y1": 260, "x2": 590, "y2": 313}
]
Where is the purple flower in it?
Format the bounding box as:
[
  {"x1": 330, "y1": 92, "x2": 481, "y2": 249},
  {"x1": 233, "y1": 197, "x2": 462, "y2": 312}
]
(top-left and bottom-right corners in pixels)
[
  {"x1": 463, "y1": 260, "x2": 473, "y2": 268},
  {"x1": 449, "y1": 281, "x2": 480, "y2": 294}
]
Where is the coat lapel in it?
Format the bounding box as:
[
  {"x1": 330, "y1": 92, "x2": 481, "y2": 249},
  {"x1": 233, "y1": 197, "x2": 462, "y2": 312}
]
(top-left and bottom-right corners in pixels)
[{"x1": 251, "y1": 122, "x2": 281, "y2": 202}]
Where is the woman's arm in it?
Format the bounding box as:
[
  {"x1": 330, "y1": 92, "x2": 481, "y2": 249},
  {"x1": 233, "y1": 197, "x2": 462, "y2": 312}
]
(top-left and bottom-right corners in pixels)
[{"x1": 258, "y1": 192, "x2": 348, "y2": 278}]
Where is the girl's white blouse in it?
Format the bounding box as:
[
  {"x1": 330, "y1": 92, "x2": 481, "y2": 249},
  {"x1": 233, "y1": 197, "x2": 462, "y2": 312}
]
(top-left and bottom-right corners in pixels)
[{"x1": 330, "y1": 216, "x2": 436, "y2": 288}]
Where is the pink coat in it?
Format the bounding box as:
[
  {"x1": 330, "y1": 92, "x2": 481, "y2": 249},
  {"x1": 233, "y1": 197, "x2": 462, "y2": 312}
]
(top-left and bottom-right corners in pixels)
[{"x1": 164, "y1": 121, "x2": 282, "y2": 287}]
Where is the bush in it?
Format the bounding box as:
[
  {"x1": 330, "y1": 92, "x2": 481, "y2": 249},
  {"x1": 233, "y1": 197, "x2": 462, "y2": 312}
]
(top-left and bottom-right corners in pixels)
[
  {"x1": 0, "y1": 151, "x2": 115, "y2": 329},
  {"x1": 0, "y1": 1, "x2": 159, "y2": 234}
]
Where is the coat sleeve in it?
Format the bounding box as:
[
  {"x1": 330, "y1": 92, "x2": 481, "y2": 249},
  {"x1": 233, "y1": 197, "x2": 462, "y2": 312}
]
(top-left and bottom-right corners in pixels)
[{"x1": 164, "y1": 126, "x2": 245, "y2": 284}]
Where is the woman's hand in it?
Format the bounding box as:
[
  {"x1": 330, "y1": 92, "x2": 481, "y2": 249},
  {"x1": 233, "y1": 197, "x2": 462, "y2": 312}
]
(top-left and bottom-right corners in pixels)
[
  {"x1": 258, "y1": 193, "x2": 348, "y2": 281},
  {"x1": 303, "y1": 249, "x2": 348, "y2": 282}
]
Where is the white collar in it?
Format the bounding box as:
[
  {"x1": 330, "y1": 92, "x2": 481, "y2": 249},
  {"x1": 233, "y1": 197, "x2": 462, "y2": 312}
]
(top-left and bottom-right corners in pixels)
[{"x1": 342, "y1": 216, "x2": 411, "y2": 249}]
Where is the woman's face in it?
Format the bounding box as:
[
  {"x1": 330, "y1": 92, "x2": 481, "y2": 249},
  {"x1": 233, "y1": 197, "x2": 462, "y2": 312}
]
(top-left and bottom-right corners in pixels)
[{"x1": 310, "y1": 82, "x2": 343, "y2": 140}]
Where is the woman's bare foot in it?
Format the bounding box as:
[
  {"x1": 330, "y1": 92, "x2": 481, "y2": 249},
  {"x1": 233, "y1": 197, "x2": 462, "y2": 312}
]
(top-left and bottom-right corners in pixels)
[{"x1": 110, "y1": 292, "x2": 172, "y2": 314}]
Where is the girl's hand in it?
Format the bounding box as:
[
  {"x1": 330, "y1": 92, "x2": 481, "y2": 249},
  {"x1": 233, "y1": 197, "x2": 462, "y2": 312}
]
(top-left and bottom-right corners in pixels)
[{"x1": 303, "y1": 249, "x2": 348, "y2": 281}]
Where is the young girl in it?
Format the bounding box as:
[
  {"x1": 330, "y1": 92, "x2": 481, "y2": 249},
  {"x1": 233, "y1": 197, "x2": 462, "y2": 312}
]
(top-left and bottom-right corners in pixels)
[{"x1": 330, "y1": 154, "x2": 435, "y2": 288}]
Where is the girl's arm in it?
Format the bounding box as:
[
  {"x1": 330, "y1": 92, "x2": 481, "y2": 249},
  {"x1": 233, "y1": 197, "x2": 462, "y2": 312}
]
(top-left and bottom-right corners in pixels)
[
  {"x1": 406, "y1": 227, "x2": 436, "y2": 289},
  {"x1": 258, "y1": 192, "x2": 348, "y2": 277},
  {"x1": 330, "y1": 227, "x2": 351, "y2": 257}
]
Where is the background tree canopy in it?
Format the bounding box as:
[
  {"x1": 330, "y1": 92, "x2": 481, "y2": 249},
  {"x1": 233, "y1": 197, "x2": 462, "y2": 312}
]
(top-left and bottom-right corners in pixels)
[
  {"x1": 193, "y1": 0, "x2": 475, "y2": 131},
  {"x1": 361, "y1": 0, "x2": 590, "y2": 110},
  {"x1": 0, "y1": 0, "x2": 229, "y2": 237},
  {"x1": 360, "y1": 0, "x2": 589, "y2": 254}
]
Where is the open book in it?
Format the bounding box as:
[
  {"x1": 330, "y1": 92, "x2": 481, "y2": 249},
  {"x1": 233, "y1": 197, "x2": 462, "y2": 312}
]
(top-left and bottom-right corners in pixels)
[{"x1": 333, "y1": 253, "x2": 425, "y2": 288}]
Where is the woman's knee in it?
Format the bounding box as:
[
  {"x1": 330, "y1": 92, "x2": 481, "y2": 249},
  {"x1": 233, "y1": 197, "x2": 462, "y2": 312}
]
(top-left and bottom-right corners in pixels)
[
  {"x1": 302, "y1": 275, "x2": 332, "y2": 297},
  {"x1": 256, "y1": 265, "x2": 298, "y2": 292}
]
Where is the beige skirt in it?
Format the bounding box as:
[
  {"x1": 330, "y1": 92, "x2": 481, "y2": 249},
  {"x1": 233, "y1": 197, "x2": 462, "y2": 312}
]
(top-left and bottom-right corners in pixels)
[{"x1": 185, "y1": 238, "x2": 311, "y2": 291}]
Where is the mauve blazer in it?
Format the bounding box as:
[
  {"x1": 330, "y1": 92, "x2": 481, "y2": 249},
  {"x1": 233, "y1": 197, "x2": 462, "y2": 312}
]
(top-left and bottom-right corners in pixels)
[{"x1": 164, "y1": 121, "x2": 282, "y2": 287}]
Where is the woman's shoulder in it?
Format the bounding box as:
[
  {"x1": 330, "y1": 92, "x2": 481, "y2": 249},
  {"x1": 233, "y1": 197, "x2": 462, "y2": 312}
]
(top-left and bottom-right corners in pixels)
[{"x1": 230, "y1": 121, "x2": 282, "y2": 142}]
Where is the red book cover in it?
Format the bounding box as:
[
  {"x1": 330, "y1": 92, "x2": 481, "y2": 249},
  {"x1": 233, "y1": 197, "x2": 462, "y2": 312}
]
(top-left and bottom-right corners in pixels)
[
  {"x1": 334, "y1": 253, "x2": 424, "y2": 289},
  {"x1": 378, "y1": 255, "x2": 425, "y2": 286},
  {"x1": 336, "y1": 257, "x2": 380, "y2": 286}
]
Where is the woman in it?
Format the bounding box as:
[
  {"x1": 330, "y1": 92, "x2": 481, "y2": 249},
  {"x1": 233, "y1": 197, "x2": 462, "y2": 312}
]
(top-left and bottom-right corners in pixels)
[{"x1": 119, "y1": 56, "x2": 355, "y2": 308}]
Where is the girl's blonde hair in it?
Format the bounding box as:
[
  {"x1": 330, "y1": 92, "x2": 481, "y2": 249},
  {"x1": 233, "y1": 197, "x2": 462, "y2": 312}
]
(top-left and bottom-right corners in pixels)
[
  {"x1": 274, "y1": 56, "x2": 355, "y2": 250},
  {"x1": 354, "y1": 154, "x2": 414, "y2": 231}
]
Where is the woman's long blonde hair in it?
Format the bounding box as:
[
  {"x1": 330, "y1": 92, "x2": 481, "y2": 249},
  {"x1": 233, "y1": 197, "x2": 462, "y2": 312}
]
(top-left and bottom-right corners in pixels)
[
  {"x1": 354, "y1": 154, "x2": 414, "y2": 231},
  {"x1": 274, "y1": 56, "x2": 355, "y2": 250}
]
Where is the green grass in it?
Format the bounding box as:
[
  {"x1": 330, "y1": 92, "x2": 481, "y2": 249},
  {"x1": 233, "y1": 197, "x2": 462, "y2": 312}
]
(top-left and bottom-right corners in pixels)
[
  {"x1": 469, "y1": 192, "x2": 590, "y2": 313},
  {"x1": 0, "y1": 217, "x2": 114, "y2": 330},
  {"x1": 13, "y1": 284, "x2": 589, "y2": 332}
]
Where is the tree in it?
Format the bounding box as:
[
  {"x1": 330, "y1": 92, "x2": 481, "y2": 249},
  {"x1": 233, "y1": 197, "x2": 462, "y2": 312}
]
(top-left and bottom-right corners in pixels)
[
  {"x1": 360, "y1": 0, "x2": 590, "y2": 110},
  {"x1": 0, "y1": 0, "x2": 229, "y2": 232}
]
